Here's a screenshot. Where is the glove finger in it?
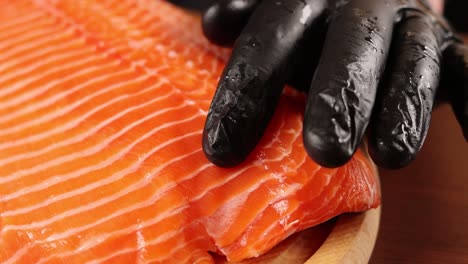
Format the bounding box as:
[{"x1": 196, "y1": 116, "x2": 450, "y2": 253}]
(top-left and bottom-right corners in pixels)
[
  {"x1": 441, "y1": 42, "x2": 468, "y2": 140},
  {"x1": 286, "y1": 18, "x2": 328, "y2": 93},
  {"x1": 369, "y1": 12, "x2": 443, "y2": 169},
  {"x1": 303, "y1": 0, "x2": 395, "y2": 167},
  {"x1": 202, "y1": 0, "x2": 260, "y2": 46},
  {"x1": 203, "y1": 0, "x2": 327, "y2": 167}
]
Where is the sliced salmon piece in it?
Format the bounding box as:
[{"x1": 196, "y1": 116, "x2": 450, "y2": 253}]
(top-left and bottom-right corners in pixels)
[{"x1": 0, "y1": 0, "x2": 380, "y2": 263}]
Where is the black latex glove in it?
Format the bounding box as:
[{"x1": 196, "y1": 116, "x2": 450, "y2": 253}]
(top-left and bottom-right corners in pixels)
[{"x1": 201, "y1": 0, "x2": 468, "y2": 169}]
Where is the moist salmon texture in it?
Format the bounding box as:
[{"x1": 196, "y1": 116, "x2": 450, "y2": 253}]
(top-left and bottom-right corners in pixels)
[{"x1": 0, "y1": 0, "x2": 380, "y2": 263}]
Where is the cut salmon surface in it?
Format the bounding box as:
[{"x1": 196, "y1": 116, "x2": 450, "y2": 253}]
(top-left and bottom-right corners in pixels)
[{"x1": 0, "y1": 0, "x2": 380, "y2": 263}]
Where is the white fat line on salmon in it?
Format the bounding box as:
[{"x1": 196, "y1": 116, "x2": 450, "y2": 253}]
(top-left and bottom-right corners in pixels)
[
  {"x1": 2, "y1": 145, "x2": 201, "y2": 218},
  {"x1": 0, "y1": 17, "x2": 58, "y2": 46},
  {"x1": 0, "y1": 65, "x2": 129, "y2": 139},
  {"x1": 1, "y1": 131, "x2": 202, "y2": 246},
  {"x1": 153, "y1": 235, "x2": 213, "y2": 264},
  {"x1": 0, "y1": 10, "x2": 43, "y2": 33},
  {"x1": 109, "y1": 0, "x2": 229, "y2": 75},
  {"x1": 0, "y1": 39, "x2": 82, "y2": 83},
  {"x1": 0, "y1": 12, "x2": 56, "y2": 42},
  {"x1": 128, "y1": 8, "x2": 155, "y2": 27},
  {"x1": 299, "y1": 196, "x2": 346, "y2": 229},
  {"x1": 203, "y1": 144, "x2": 305, "y2": 246},
  {"x1": 0, "y1": 96, "x2": 185, "y2": 207},
  {"x1": 251, "y1": 161, "x2": 312, "y2": 239},
  {"x1": 359, "y1": 158, "x2": 377, "y2": 207},
  {"x1": 144, "y1": 0, "x2": 222, "y2": 55},
  {"x1": 38, "y1": 165, "x2": 213, "y2": 257},
  {"x1": 0, "y1": 79, "x2": 167, "y2": 166},
  {"x1": 346, "y1": 160, "x2": 376, "y2": 209},
  {"x1": 90, "y1": 3, "x2": 146, "y2": 39},
  {"x1": 0, "y1": 39, "x2": 92, "y2": 88},
  {"x1": 0, "y1": 119, "x2": 201, "y2": 207},
  {"x1": 152, "y1": 28, "x2": 222, "y2": 77},
  {"x1": 29, "y1": 87, "x2": 302, "y2": 260},
  {"x1": 186, "y1": 117, "x2": 299, "y2": 204},
  {"x1": 300, "y1": 173, "x2": 348, "y2": 221},
  {"x1": 251, "y1": 114, "x2": 302, "y2": 168},
  {"x1": 259, "y1": 203, "x2": 301, "y2": 238},
  {"x1": 185, "y1": 251, "x2": 216, "y2": 264},
  {"x1": 207, "y1": 136, "x2": 305, "y2": 237},
  {"x1": 236, "y1": 220, "x2": 301, "y2": 259},
  {"x1": 284, "y1": 168, "x2": 340, "y2": 223},
  {"x1": 2, "y1": 242, "x2": 30, "y2": 264},
  {"x1": 0, "y1": 67, "x2": 143, "y2": 134},
  {"x1": 256, "y1": 187, "x2": 331, "y2": 243},
  {"x1": 85, "y1": 235, "x2": 209, "y2": 264},
  {"x1": 2, "y1": 0, "x2": 35, "y2": 10},
  {"x1": 47, "y1": 0, "x2": 150, "y2": 55},
  {"x1": 0, "y1": 56, "x2": 107, "y2": 113},
  {"x1": 135, "y1": 220, "x2": 147, "y2": 263},
  {"x1": 205, "y1": 183, "x2": 302, "y2": 243},
  {"x1": 342, "y1": 168, "x2": 362, "y2": 208},
  {"x1": 112, "y1": 0, "x2": 138, "y2": 15},
  {"x1": 36, "y1": 1, "x2": 215, "y2": 122},
  {"x1": 260, "y1": 165, "x2": 339, "y2": 229},
  {"x1": 0, "y1": 102, "x2": 197, "y2": 191},
  {"x1": 31, "y1": 0, "x2": 210, "y2": 118},
  {"x1": 41, "y1": 165, "x2": 248, "y2": 261},
  {"x1": 0, "y1": 0, "x2": 308, "y2": 252},
  {"x1": 191, "y1": 254, "x2": 215, "y2": 264},
  {"x1": 37, "y1": 163, "x2": 254, "y2": 256},
  {"x1": 0, "y1": 61, "x2": 120, "y2": 116},
  {"x1": 0, "y1": 24, "x2": 73, "y2": 62},
  {"x1": 151, "y1": 178, "x2": 304, "y2": 262},
  {"x1": 0, "y1": 55, "x2": 207, "y2": 147},
  {"x1": 49, "y1": 123, "x2": 302, "y2": 257},
  {"x1": 180, "y1": 249, "x2": 215, "y2": 264}
]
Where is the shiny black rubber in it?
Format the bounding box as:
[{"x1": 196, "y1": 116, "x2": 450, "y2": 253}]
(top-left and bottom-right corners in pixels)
[
  {"x1": 202, "y1": 0, "x2": 327, "y2": 167},
  {"x1": 167, "y1": 0, "x2": 213, "y2": 11},
  {"x1": 303, "y1": 0, "x2": 396, "y2": 167},
  {"x1": 202, "y1": 0, "x2": 260, "y2": 46},
  {"x1": 201, "y1": 0, "x2": 465, "y2": 169},
  {"x1": 369, "y1": 11, "x2": 442, "y2": 169},
  {"x1": 442, "y1": 43, "x2": 468, "y2": 141}
]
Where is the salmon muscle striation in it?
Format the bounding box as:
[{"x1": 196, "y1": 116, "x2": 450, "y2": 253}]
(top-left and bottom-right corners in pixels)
[{"x1": 0, "y1": 0, "x2": 380, "y2": 263}]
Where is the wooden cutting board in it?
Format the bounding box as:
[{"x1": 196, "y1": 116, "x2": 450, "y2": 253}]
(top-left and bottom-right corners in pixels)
[{"x1": 306, "y1": 207, "x2": 381, "y2": 264}]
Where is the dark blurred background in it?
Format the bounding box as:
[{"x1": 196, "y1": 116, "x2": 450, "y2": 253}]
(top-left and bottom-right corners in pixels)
[
  {"x1": 167, "y1": 0, "x2": 213, "y2": 11},
  {"x1": 444, "y1": 0, "x2": 468, "y2": 32},
  {"x1": 168, "y1": 0, "x2": 467, "y2": 33}
]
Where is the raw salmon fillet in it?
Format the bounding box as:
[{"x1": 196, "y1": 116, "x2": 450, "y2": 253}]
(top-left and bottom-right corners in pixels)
[{"x1": 0, "y1": 0, "x2": 380, "y2": 263}]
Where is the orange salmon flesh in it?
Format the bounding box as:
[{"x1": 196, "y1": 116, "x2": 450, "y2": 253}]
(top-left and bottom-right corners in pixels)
[{"x1": 0, "y1": 0, "x2": 380, "y2": 263}]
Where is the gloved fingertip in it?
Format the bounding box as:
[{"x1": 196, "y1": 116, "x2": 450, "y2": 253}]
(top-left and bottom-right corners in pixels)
[
  {"x1": 369, "y1": 138, "x2": 416, "y2": 169},
  {"x1": 202, "y1": 0, "x2": 259, "y2": 46},
  {"x1": 302, "y1": 128, "x2": 354, "y2": 168},
  {"x1": 202, "y1": 118, "x2": 244, "y2": 168},
  {"x1": 202, "y1": 4, "x2": 237, "y2": 46}
]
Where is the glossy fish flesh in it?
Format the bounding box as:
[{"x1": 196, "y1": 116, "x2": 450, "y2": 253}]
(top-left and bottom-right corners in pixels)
[{"x1": 0, "y1": 0, "x2": 380, "y2": 263}]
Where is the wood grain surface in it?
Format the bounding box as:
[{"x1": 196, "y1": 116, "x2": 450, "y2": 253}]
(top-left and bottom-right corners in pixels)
[
  {"x1": 369, "y1": 105, "x2": 468, "y2": 264},
  {"x1": 307, "y1": 208, "x2": 381, "y2": 264}
]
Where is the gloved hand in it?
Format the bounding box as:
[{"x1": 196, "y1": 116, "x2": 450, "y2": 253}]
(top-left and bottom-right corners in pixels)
[{"x1": 201, "y1": 0, "x2": 468, "y2": 169}]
